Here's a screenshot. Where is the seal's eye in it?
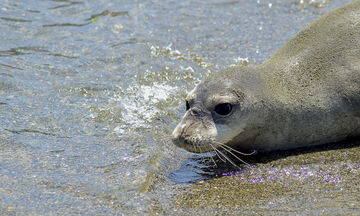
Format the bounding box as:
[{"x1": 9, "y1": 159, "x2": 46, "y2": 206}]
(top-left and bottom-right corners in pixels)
[
  {"x1": 214, "y1": 103, "x2": 232, "y2": 116},
  {"x1": 186, "y1": 100, "x2": 190, "y2": 111}
]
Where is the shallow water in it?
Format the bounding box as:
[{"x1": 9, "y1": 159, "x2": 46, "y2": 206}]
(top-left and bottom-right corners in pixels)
[{"x1": 0, "y1": 0, "x2": 359, "y2": 215}]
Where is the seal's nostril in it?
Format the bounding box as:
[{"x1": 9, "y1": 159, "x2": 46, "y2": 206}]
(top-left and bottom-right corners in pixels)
[{"x1": 190, "y1": 108, "x2": 200, "y2": 116}]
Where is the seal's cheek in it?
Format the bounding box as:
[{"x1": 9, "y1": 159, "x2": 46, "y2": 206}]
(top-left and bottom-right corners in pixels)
[{"x1": 215, "y1": 121, "x2": 246, "y2": 144}]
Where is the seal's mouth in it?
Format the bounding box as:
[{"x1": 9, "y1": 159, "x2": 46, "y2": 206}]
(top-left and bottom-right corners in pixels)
[{"x1": 172, "y1": 135, "x2": 215, "y2": 153}]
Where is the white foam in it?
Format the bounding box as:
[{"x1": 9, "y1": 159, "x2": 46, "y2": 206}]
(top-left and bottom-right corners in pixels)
[{"x1": 112, "y1": 83, "x2": 177, "y2": 134}]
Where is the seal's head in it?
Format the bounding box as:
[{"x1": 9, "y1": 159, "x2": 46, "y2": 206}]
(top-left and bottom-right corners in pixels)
[{"x1": 172, "y1": 66, "x2": 266, "y2": 153}]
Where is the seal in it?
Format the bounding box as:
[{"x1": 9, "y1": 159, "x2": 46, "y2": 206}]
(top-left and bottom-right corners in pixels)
[{"x1": 172, "y1": 0, "x2": 360, "y2": 154}]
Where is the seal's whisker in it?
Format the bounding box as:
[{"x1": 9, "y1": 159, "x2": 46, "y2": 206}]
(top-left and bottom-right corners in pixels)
[
  {"x1": 206, "y1": 152, "x2": 218, "y2": 167},
  {"x1": 196, "y1": 145, "x2": 206, "y2": 164},
  {"x1": 197, "y1": 144, "x2": 207, "y2": 164},
  {"x1": 215, "y1": 147, "x2": 241, "y2": 170},
  {"x1": 211, "y1": 144, "x2": 240, "y2": 169},
  {"x1": 216, "y1": 144, "x2": 250, "y2": 166},
  {"x1": 209, "y1": 144, "x2": 226, "y2": 163},
  {"x1": 214, "y1": 142, "x2": 256, "y2": 156}
]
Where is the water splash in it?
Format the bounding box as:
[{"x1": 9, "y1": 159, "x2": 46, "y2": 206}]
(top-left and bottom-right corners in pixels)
[{"x1": 112, "y1": 83, "x2": 177, "y2": 133}]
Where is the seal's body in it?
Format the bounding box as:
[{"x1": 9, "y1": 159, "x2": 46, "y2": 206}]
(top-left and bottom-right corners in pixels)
[{"x1": 172, "y1": 0, "x2": 360, "y2": 153}]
